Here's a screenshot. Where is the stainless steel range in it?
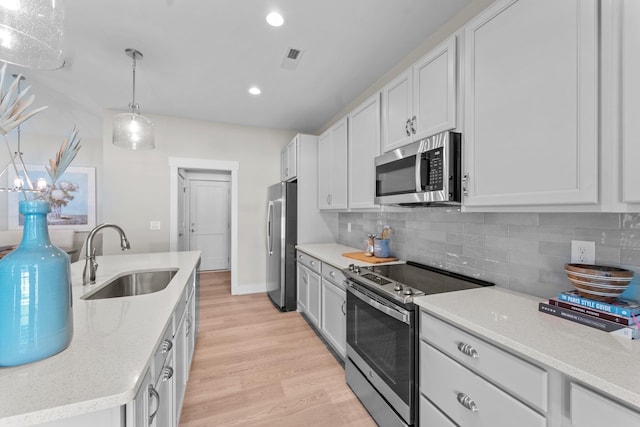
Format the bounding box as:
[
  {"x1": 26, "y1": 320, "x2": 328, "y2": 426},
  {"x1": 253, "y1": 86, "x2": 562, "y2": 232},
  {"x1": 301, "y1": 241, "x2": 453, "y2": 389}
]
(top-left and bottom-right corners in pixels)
[{"x1": 343, "y1": 261, "x2": 494, "y2": 427}]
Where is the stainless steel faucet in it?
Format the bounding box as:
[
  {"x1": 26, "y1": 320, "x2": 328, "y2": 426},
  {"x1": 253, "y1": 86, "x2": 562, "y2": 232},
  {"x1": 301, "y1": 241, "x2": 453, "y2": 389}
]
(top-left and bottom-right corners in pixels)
[{"x1": 82, "y1": 223, "x2": 131, "y2": 285}]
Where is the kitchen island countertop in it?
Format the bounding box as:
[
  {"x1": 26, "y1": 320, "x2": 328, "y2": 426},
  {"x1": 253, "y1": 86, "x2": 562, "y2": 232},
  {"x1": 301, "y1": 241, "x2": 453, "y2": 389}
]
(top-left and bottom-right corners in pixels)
[
  {"x1": 295, "y1": 243, "x2": 404, "y2": 269},
  {"x1": 414, "y1": 286, "x2": 640, "y2": 412},
  {"x1": 0, "y1": 251, "x2": 201, "y2": 426}
]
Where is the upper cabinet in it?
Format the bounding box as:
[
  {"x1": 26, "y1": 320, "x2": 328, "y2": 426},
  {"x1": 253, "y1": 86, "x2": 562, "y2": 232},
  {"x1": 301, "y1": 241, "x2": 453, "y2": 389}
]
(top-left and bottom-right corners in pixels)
[
  {"x1": 381, "y1": 36, "x2": 458, "y2": 153},
  {"x1": 348, "y1": 93, "x2": 380, "y2": 209},
  {"x1": 462, "y1": 0, "x2": 599, "y2": 208},
  {"x1": 318, "y1": 118, "x2": 348, "y2": 210},
  {"x1": 280, "y1": 136, "x2": 298, "y2": 182}
]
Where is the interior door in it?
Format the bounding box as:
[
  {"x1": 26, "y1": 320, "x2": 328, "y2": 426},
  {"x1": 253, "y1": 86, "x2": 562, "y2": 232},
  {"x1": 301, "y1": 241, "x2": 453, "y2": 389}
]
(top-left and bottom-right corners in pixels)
[
  {"x1": 177, "y1": 171, "x2": 188, "y2": 251},
  {"x1": 189, "y1": 179, "x2": 230, "y2": 270}
]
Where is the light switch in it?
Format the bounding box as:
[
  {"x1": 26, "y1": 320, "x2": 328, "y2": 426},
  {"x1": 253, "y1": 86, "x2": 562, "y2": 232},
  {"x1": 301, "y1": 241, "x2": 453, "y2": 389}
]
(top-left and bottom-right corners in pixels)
[{"x1": 150, "y1": 221, "x2": 161, "y2": 230}]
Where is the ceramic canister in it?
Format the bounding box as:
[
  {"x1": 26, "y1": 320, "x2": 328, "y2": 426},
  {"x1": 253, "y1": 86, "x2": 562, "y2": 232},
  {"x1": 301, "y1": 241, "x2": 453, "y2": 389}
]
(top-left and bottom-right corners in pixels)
[{"x1": 0, "y1": 200, "x2": 73, "y2": 366}]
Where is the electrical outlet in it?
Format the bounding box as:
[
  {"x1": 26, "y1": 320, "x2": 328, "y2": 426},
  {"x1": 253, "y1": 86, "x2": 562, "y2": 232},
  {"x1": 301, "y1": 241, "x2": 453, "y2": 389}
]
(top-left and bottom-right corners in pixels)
[
  {"x1": 571, "y1": 240, "x2": 595, "y2": 264},
  {"x1": 150, "y1": 221, "x2": 161, "y2": 230},
  {"x1": 347, "y1": 222, "x2": 352, "y2": 233}
]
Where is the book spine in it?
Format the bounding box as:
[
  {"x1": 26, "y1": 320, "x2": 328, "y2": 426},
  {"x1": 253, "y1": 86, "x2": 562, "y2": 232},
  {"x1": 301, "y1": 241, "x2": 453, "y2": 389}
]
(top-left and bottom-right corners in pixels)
[
  {"x1": 548, "y1": 299, "x2": 633, "y2": 325},
  {"x1": 538, "y1": 303, "x2": 627, "y2": 332},
  {"x1": 556, "y1": 293, "x2": 640, "y2": 317}
]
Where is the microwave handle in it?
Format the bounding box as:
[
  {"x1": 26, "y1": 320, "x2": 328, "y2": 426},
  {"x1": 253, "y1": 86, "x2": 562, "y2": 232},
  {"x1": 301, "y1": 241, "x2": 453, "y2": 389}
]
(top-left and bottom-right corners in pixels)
[{"x1": 415, "y1": 152, "x2": 422, "y2": 192}]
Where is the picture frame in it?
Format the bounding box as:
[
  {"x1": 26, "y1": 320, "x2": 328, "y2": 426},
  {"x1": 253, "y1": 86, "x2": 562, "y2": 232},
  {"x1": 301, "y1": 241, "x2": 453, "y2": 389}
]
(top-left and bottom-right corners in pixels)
[{"x1": 8, "y1": 165, "x2": 96, "y2": 231}]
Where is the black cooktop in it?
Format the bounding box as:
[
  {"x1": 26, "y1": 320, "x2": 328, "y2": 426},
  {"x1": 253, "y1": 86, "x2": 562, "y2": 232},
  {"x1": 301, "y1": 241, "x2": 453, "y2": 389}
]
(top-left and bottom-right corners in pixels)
[{"x1": 344, "y1": 261, "x2": 494, "y2": 304}]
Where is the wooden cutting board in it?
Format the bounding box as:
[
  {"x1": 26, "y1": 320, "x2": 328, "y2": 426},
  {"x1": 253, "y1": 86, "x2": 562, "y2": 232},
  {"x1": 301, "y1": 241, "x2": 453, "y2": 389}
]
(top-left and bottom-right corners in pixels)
[{"x1": 342, "y1": 252, "x2": 398, "y2": 263}]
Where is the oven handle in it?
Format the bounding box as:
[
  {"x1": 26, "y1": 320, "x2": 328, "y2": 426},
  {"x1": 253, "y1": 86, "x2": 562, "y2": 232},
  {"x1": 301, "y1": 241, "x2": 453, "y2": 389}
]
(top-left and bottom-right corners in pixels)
[{"x1": 347, "y1": 283, "x2": 410, "y2": 325}]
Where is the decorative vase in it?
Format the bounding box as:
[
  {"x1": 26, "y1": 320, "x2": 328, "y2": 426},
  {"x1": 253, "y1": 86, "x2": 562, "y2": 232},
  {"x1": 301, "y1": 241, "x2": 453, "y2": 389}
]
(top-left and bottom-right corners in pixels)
[{"x1": 0, "y1": 200, "x2": 73, "y2": 366}]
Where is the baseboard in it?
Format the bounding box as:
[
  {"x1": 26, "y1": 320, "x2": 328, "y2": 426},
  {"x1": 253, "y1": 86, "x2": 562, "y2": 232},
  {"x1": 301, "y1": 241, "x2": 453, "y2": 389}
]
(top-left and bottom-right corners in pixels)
[{"x1": 232, "y1": 282, "x2": 266, "y2": 295}]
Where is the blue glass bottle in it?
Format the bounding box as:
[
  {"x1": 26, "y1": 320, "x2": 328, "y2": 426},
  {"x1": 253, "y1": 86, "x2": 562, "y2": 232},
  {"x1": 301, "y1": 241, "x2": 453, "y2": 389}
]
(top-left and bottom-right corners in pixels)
[{"x1": 0, "y1": 200, "x2": 73, "y2": 366}]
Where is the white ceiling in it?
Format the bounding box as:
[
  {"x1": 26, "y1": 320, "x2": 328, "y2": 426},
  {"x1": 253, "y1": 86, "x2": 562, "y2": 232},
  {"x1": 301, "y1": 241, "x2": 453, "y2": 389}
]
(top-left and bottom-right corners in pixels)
[{"x1": 6, "y1": 0, "x2": 472, "y2": 139}]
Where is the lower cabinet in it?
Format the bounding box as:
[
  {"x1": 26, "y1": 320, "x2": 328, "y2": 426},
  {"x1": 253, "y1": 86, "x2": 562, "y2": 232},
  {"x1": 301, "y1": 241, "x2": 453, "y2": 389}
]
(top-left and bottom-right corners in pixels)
[
  {"x1": 296, "y1": 250, "x2": 347, "y2": 360},
  {"x1": 320, "y1": 272, "x2": 347, "y2": 359},
  {"x1": 419, "y1": 309, "x2": 640, "y2": 426}
]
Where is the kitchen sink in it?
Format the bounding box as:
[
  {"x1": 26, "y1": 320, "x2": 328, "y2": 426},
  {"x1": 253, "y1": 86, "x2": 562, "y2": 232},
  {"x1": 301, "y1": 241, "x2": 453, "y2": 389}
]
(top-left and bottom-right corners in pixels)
[{"x1": 82, "y1": 269, "x2": 178, "y2": 300}]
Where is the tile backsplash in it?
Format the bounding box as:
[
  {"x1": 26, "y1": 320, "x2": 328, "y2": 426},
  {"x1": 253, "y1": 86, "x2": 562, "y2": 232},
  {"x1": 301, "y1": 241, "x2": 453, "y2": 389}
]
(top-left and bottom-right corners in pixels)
[{"x1": 337, "y1": 210, "x2": 640, "y2": 300}]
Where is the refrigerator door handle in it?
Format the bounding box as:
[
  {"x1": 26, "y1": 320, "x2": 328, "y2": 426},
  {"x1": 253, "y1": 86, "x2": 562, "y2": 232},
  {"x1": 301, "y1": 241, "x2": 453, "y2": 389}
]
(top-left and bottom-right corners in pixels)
[{"x1": 266, "y1": 201, "x2": 274, "y2": 255}]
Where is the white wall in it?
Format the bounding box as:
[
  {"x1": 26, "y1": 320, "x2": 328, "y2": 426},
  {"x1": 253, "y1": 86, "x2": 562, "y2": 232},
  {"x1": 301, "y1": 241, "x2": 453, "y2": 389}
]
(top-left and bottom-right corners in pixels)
[{"x1": 101, "y1": 110, "x2": 295, "y2": 292}]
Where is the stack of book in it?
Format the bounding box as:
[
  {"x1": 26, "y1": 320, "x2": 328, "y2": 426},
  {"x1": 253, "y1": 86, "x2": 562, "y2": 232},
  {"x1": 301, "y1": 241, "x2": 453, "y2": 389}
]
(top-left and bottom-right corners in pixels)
[{"x1": 538, "y1": 289, "x2": 640, "y2": 339}]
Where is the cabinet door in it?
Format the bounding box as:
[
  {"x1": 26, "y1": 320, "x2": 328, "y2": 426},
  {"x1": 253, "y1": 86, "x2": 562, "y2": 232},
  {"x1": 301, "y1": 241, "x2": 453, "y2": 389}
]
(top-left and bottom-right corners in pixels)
[
  {"x1": 296, "y1": 263, "x2": 308, "y2": 312},
  {"x1": 381, "y1": 70, "x2": 413, "y2": 152},
  {"x1": 320, "y1": 279, "x2": 346, "y2": 358},
  {"x1": 318, "y1": 130, "x2": 332, "y2": 209},
  {"x1": 280, "y1": 146, "x2": 288, "y2": 181},
  {"x1": 318, "y1": 118, "x2": 348, "y2": 210},
  {"x1": 288, "y1": 137, "x2": 297, "y2": 180},
  {"x1": 306, "y1": 268, "x2": 321, "y2": 328},
  {"x1": 348, "y1": 93, "x2": 380, "y2": 209},
  {"x1": 329, "y1": 118, "x2": 348, "y2": 209},
  {"x1": 413, "y1": 36, "x2": 457, "y2": 140},
  {"x1": 463, "y1": 0, "x2": 598, "y2": 207},
  {"x1": 620, "y1": 0, "x2": 640, "y2": 203},
  {"x1": 174, "y1": 310, "x2": 188, "y2": 422},
  {"x1": 153, "y1": 353, "x2": 175, "y2": 427}
]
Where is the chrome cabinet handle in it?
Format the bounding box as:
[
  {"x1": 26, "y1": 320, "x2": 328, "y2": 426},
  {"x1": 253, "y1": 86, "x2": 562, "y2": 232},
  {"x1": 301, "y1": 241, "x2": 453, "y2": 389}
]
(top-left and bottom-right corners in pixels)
[
  {"x1": 310, "y1": 260, "x2": 315, "y2": 267},
  {"x1": 162, "y1": 366, "x2": 174, "y2": 382},
  {"x1": 462, "y1": 173, "x2": 469, "y2": 196},
  {"x1": 411, "y1": 115, "x2": 416, "y2": 134},
  {"x1": 299, "y1": 254, "x2": 304, "y2": 260},
  {"x1": 148, "y1": 385, "x2": 160, "y2": 425},
  {"x1": 405, "y1": 118, "x2": 411, "y2": 136},
  {"x1": 330, "y1": 271, "x2": 335, "y2": 278},
  {"x1": 161, "y1": 339, "x2": 173, "y2": 354},
  {"x1": 456, "y1": 392, "x2": 479, "y2": 412},
  {"x1": 341, "y1": 300, "x2": 346, "y2": 316},
  {"x1": 457, "y1": 342, "x2": 479, "y2": 359}
]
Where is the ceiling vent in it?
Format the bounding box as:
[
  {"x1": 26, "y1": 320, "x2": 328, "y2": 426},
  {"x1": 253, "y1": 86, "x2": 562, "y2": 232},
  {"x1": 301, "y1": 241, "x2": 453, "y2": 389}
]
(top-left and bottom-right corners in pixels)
[{"x1": 281, "y1": 47, "x2": 304, "y2": 70}]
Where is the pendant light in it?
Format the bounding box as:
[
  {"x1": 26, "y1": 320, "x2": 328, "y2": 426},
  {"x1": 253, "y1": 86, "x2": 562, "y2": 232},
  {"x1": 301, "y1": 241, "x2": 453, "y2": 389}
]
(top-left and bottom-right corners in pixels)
[
  {"x1": 0, "y1": 0, "x2": 66, "y2": 69},
  {"x1": 112, "y1": 48, "x2": 154, "y2": 150}
]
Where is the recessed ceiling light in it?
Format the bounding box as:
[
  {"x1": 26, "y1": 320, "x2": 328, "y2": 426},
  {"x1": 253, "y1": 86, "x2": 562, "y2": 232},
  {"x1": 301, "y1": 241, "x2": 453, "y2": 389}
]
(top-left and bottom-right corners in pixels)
[
  {"x1": 248, "y1": 86, "x2": 261, "y2": 95},
  {"x1": 266, "y1": 12, "x2": 284, "y2": 27}
]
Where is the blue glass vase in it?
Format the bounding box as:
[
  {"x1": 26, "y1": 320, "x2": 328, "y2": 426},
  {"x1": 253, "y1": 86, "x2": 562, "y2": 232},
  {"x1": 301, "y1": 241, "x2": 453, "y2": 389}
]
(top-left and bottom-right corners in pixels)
[{"x1": 0, "y1": 200, "x2": 73, "y2": 366}]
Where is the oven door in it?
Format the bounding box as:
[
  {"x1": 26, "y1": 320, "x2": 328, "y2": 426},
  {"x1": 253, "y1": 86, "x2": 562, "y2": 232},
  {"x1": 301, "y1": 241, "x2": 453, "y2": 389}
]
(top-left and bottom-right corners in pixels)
[{"x1": 346, "y1": 281, "x2": 415, "y2": 424}]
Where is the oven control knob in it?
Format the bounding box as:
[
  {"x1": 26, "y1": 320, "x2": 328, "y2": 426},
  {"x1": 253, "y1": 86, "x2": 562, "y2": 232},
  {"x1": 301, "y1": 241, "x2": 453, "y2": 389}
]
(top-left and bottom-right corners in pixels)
[
  {"x1": 403, "y1": 287, "x2": 413, "y2": 296},
  {"x1": 393, "y1": 283, "x2": 402, "y2": 292},
  {"x1": 354, "y1": 266, "x2": 361, "y2": 274},
  {"x1": 348, "y1": 264, "x2": 355, "y2": 272}
]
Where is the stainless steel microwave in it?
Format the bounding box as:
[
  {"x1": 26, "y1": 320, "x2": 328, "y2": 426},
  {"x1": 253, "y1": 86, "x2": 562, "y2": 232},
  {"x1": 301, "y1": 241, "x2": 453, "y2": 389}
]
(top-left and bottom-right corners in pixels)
[{"x1": 374, "y1": 131, "x2": 461, "y2": 206}]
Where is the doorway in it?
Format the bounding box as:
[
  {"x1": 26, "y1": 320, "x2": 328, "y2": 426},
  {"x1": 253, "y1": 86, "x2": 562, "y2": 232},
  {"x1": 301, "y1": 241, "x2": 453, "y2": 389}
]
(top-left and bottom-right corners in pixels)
[{"x1": 169, "y1": 158, "x2": 239, "y2": 294}]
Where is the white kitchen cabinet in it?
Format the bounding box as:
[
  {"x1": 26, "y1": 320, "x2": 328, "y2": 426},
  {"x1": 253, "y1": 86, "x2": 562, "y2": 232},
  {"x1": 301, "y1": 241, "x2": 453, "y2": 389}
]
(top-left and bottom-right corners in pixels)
[
  {"x1": 348, "y1": 93, "x2": 380, "y2": 209},
  {"x1": 296, "y1": 251, "x2": 322, "y2": 327},
  {"x1": 419, "y1": 312, "x2": 547, "y2": 426},
  {"x1": 280, "y1": 136, "x2": 298, "y2": 182},
  {"x1": 381, "y1": 36, "x2": 457, "y2": 153},
  {"x1": 381, "y1": 70, "x2": 413, "y2": 151},
  {"x1": 152, "y1": 350, "x2": 175, "y2": 427},
  {"x1": 318, "y1": 117, "x2": 348, "y2": 210},
  {"x1": 570, "y1": 383, "x2": 640, "y2": 426},
  {"x1": 462, "y1": 0, "x2": 598, "y2": 208},
  {"x1": 320, "y1": 264, "x2": 347, "y2": 359}
]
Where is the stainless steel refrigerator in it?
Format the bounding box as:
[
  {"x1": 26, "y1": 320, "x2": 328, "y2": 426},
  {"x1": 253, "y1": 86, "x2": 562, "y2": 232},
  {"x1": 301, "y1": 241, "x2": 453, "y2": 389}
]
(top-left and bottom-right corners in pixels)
[{"x1": 266, "y1": 181, "x2": 297, "y2": 311}]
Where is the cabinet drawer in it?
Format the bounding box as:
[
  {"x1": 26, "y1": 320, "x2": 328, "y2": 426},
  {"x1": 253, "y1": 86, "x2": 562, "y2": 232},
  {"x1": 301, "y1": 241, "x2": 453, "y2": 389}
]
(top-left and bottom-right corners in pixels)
[
  {"x1": 570, "y1": 383, "x2": 640, "y2": 426},
  {"x1": 296, "y1": 251, "x2": 321, "y2": 273},
  {"x1": 420, "y1": 394, "x2": 457, "y2": 427},
  {"x1": 153, "y1": 319, "x2": 174, "y2": 378},
  {"x1": 420, "y1": 341, "x2": 545, "y2": 427},
  {"x1": 321, "y1": 262, "x2": 346, "y2": 287},
  {"x1": 420, "y1": 311, "x2": 547, "y2": 411}
]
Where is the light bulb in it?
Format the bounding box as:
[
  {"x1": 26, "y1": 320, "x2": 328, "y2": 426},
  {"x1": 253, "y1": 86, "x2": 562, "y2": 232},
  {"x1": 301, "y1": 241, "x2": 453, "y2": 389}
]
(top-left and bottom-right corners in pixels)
[{"x1": 266, "y1": 12, "x2": 284, "y2": 27}]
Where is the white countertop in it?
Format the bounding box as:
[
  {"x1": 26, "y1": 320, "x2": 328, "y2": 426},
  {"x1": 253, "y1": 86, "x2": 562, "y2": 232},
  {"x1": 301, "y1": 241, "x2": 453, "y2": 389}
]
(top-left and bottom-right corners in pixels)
[
  {"x1": 295, "y1": 243, "x2": 404, "y2": 269},
  {"x1": 414, "y1": 287, "x2": 640, "y2": 411},
  {"x1": 0, "y1": 251, "x2": 201, "y2": 426}
]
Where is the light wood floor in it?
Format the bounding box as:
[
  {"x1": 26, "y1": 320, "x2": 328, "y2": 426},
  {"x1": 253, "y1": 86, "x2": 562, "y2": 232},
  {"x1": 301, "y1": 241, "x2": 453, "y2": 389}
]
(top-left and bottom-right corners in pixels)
[{"x1": 179, "y1": 271, "x2": 376, "y2": 427}]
